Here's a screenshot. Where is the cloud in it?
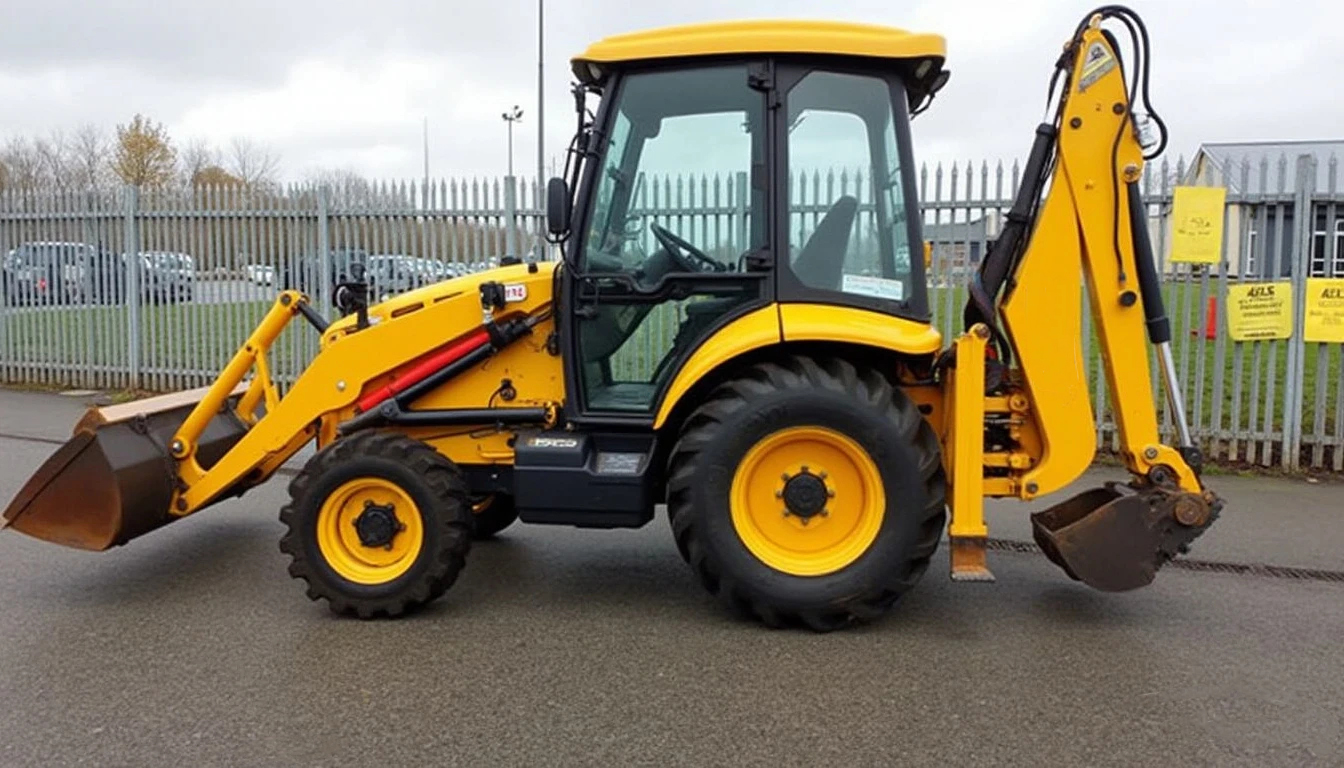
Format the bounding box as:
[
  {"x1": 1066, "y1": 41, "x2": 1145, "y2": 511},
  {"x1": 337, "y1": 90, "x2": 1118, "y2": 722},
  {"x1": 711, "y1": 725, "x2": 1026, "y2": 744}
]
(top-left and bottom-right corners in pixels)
[{"x1": 0, "y1": 0, "x2": 1339, "y2": 182}]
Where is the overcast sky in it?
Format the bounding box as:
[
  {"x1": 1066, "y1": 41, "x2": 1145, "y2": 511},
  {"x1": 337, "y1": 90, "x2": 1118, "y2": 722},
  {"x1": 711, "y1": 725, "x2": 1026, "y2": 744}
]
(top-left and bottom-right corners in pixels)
[{"x1": 1, "y1": 0, "x2": 1338, "y2": 185}]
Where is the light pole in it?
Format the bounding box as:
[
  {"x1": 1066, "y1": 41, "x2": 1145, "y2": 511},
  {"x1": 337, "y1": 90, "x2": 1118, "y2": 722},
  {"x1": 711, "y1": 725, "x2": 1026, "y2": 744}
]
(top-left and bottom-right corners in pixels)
[
  {"x1": 537, "y1": 0, "x2": 545, "y2": 256},
  {"x1": 502, "y1": 105, "x2": 523, "y2": 178}
]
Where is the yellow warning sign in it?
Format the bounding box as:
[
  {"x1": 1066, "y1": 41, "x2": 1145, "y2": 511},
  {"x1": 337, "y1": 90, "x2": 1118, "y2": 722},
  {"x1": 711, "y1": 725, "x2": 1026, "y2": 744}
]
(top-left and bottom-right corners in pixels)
[
  {"x1": 1170, "y1": 186, "x2": 1226, "y2": 264},
  {"x1": 1226, "y1": 282, "x2": 1293, "y2": 341},
  {"x1": 1304, "y1": 278, "x2": 1344, "y2": 343}
]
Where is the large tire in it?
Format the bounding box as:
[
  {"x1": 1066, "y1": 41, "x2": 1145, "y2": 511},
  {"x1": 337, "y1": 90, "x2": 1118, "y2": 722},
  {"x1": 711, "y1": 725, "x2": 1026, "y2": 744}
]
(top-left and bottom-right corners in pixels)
[
  {"x1": 667, "y1": 356, "x2": 947, "y2": 631},
  {"x1": 470, "y1": 494, "x2": 519, "y2": 539},
  {"x1": 279, "y1": 432, "x2": 473, "y2": 619}
]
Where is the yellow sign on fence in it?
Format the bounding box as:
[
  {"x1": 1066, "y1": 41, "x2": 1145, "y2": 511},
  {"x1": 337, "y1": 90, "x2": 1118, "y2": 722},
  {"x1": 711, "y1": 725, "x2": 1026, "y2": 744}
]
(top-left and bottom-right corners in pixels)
[
  {"x1": 1304, "y1": 278, "x2": 1344, "y2": 343},
  {"x1": 1226, "y1": 282, "x2": 1293, "y2": 341},
  {"x1": 1170, "y1": 186, "x2": 1226, "y2": 264}
]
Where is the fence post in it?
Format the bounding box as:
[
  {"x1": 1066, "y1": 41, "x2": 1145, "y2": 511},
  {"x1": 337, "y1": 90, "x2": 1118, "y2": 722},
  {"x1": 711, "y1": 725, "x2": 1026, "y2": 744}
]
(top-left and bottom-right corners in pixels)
[
  {"x1": 1283, "y1": 155, "x2": 1316, "y2": 469},
  {"x1": 733, "y1": 171, "x2": 748, "y2": 251},
  {"x1": 504, "y1": 176, "x2": 518, "y2": 258},
  {"x1": 123, "y1": 185, "x2": 141, "y2": 390},
  {"x1": 317, "y1": 185, "x2": 331, "y2": 312}
]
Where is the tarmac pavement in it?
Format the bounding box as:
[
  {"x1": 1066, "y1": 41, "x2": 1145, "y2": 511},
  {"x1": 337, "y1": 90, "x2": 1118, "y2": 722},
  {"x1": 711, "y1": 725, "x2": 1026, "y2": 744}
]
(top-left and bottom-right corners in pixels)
[{"x1": 1, "y1": 387, "x2": 1341, "y2": 767}]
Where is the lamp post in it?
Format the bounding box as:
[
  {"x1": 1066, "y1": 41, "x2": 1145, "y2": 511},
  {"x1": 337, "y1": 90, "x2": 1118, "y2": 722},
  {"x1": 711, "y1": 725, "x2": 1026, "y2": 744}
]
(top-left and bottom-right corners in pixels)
[
  {"x1": 537, "y1": 0, "x2": 545, "y2": 259},
  {"x1": 502, "y1": 105, "x2": 523, "y2": 178}
]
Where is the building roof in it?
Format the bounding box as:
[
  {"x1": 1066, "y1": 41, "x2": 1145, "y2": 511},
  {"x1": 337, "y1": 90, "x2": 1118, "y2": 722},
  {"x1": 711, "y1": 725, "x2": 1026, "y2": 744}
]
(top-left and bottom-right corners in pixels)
[{"x1": 1190, "y1": 140, "x2": 1343, "y2": 194}]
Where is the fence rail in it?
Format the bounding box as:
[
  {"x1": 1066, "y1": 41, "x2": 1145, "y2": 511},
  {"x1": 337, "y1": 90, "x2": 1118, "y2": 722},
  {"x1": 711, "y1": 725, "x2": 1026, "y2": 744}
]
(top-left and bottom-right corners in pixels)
[{"x1": 2, "y1": 152, "x2": 1341, "y2": 470}]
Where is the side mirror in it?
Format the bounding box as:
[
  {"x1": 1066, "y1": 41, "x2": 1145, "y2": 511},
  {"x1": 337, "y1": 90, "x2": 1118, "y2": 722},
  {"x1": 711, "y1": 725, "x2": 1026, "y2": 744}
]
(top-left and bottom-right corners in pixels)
[{"x1": 547, "y1": 177, "x2": 570, "y2": 236}]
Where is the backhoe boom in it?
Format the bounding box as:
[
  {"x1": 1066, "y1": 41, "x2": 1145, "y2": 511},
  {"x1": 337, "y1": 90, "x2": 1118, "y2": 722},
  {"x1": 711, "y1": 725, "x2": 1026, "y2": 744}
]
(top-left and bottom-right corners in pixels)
[{"x1": 943, "y1": 8, "x2": 1221, "y2": 589}]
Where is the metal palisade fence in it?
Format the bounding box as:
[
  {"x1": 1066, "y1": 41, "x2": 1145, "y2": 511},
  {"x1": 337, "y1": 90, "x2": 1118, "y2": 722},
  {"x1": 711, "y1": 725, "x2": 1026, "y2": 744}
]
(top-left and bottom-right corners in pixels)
[{"x1": 1, "y1": 152, "x2": 1341, "y2": 471}]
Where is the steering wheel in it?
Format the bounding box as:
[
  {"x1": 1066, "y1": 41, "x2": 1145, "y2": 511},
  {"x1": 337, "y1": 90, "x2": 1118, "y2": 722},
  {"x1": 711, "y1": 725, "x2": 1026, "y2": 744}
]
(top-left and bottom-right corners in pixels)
[{"x1": 650, "y1": 223, "x2": 723, "y2": 273}]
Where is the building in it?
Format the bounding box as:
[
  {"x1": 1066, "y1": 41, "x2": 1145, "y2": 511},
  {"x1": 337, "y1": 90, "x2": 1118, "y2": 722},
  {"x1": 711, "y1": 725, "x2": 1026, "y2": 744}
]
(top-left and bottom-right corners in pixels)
[{"x1": 1183, "y1": 140, "x2": 1344, "y2": 279}]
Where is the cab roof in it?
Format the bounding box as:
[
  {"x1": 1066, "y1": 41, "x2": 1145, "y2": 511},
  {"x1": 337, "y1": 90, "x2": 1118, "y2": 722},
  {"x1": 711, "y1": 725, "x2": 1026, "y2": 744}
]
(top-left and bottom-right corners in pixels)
[{"x1": 572, "y1": 19, "x2": 948, "y2": 107}]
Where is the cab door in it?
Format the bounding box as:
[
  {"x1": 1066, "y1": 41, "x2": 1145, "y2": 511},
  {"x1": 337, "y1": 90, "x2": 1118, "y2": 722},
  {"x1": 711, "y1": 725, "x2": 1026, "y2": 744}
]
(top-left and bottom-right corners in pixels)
[
  {"x1": 773, "y1": 64, "x2": 930, "y2": 323},
  {"x1": 563, "y1": 62, "x2": 779, "y2": 425}
]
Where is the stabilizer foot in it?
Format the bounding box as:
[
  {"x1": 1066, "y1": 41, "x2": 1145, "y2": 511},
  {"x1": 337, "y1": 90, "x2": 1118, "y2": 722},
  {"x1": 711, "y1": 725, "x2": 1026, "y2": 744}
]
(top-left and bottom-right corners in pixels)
[{"x1": 950, "y1": 536, "x2": 996, "y2": 582}]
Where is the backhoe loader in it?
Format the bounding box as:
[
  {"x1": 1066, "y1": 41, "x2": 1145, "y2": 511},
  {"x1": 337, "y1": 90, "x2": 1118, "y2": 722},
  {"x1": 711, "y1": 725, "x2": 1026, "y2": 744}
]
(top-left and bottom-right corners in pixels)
[{"x1": 4, "y1": 5, "x2": 1222, "y2": 629}]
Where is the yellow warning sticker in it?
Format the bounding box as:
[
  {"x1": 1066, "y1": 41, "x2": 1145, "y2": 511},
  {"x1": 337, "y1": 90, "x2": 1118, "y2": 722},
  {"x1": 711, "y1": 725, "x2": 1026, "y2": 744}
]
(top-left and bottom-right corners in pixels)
[
  {"x1": 1078, "y1": 42, "x2": 1116, "y2": 91},
  {"x1": 1170, "y1": 186, "x2": 1226, "y2": 264},
  {"x1": 1226, "y1": 282, "x2": 1293, "y2": 341},
  {"x1": 1304, "y1": 278, "x2": 1344, "y2": 343}
]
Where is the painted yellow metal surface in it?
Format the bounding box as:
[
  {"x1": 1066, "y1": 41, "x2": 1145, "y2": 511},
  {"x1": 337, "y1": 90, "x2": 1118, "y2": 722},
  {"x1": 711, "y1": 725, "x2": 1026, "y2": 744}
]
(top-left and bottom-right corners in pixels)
[
  {"x1": 652, "y1": 306, "x2": 780, "y2": 429},
  {"x1": 729, "y1": 426, "x2": 885, "y2": 576},
  {"x1": 944, "y1": 327, "x2": 989, "y2": 540},
  {"x1": 779, "y1": 304, "x2": 943, "y2": 355},
  {"x1": 1000, "y1": 26, "x2": 1200, "y2": 496},
  {"x1": 575, "y1": 19, "x2": 945, "y2": 67},
  {"x1": 316, "y1": 477, "x2": 425, "y2": 585},
  {"x1": 173, "y1": 264, "x2": 560, "y2": 514}
]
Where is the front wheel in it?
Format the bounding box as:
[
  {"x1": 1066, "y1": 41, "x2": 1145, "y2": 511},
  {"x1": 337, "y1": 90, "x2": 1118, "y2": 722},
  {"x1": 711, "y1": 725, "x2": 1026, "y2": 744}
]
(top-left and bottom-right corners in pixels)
[
  {"x1": 667, "y1": 356, "x2": 947, "y2": 631},
  {"x1": 279, "y1": 432, "x2": 473, "y2": 618}
]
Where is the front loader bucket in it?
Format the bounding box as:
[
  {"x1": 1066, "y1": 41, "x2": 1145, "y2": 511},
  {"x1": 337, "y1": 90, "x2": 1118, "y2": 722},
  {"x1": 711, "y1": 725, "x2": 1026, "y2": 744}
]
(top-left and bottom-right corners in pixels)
[
  {"x1": 2, "y1": 388, "x2": 249, "y2": 551},
  {"x1": 1029, "y1": 482, "x2": 1216, "y2": 593}
]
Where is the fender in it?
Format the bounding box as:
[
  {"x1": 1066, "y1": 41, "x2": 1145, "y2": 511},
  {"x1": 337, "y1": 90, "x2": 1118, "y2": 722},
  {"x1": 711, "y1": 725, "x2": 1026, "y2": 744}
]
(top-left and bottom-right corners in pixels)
[{"x1": 653, "y1": 303, "x2": 943, "y2": 429}]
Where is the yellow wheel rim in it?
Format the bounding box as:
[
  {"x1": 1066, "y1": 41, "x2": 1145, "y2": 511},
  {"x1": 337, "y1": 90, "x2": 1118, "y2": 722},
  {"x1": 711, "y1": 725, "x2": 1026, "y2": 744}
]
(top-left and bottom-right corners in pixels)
[
  {"x1": 730, "y1": 426, "x2": 885, "y2": 577},
  {"x1": 315, "y1": 477, "x2": 425, "y2": 585}
]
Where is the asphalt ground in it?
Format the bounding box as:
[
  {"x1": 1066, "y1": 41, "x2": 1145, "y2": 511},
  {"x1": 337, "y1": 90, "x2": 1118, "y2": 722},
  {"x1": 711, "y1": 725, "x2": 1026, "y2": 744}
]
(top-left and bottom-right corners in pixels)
[{"x1": 1, "y1": 390, "x2": 1343, "y2": 767}]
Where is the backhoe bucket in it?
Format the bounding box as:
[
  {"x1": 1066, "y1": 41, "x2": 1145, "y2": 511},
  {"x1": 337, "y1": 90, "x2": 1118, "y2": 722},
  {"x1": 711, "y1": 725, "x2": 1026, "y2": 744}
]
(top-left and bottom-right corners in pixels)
[
  {"x1": 1, "y1": 388, "x2": 249, "y2": 551},
  {"x1": 1029, "y1": 483, "x2": 1210, "y2": 593}
]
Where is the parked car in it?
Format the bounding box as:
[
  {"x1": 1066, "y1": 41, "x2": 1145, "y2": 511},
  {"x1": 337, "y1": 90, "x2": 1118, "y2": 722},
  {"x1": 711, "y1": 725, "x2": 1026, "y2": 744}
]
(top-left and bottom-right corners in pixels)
[
  {"x1": 3, "y1": 242, "x2": 104, "y2": 305},
  {"x1": 244, "y1": 264, "x2": 275, "y2": 286},
  {"x1": 141, "y1": 251, "x2": 196, "y2": 303},
  {"x1": 278, "y1": 248, "x2": 369, "y2": 300},
  {"x1": 2, "y1": 242, "x2": 196, "y2": 306}
]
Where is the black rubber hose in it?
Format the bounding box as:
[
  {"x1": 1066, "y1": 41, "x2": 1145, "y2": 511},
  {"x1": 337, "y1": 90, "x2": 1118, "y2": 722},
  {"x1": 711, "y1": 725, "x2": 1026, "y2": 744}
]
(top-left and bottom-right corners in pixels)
[
  {"x1": 964, "y1": 122, "x2": 1058, "y2": 334},
  {"x1": 1127, "y1": 181, "x2": 1170, "y2": 344}
]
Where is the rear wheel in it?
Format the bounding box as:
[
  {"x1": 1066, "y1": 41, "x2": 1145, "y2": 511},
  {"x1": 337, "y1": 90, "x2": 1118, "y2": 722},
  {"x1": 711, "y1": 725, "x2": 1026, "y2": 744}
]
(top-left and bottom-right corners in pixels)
[
  {"x1": 470, "y1": 494, "x2": 519, "y2": 539},
  {"x1": 667, "y1": 356, "x2": 946, "y2": 631},
  {"x1": 279, "y1": 432, "x2": 472, "y2": 618}
]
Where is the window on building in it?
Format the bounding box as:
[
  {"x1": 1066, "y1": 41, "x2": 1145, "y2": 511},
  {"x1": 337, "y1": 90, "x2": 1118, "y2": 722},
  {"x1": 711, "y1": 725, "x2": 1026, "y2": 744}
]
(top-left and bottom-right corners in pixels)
[
  {"x1": 1245, "y1": 216, "x2": 1259, "y2": 277},
  {"x1": 1311, "y1": 215, "x2": 1328, "y2": 277},
  {"x1": 1335, "y1": 218, "x2": 1344, "y2": 277}
]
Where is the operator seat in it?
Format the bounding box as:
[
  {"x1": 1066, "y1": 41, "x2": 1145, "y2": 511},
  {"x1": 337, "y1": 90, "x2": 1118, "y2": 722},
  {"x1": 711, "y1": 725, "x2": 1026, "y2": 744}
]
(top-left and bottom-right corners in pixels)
[{"x1": 791, "y1": 195, "x2": 858, "y2": 291}]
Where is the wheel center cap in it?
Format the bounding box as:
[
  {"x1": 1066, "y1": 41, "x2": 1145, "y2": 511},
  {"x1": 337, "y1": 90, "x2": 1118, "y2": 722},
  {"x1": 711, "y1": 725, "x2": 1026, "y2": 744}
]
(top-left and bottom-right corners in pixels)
[
  {"x1": 782, "y1": 472, "x2": 828, "y2": 519},
  {"x1": 353, "y1": 502, "x2": 402, "y2": 548}
]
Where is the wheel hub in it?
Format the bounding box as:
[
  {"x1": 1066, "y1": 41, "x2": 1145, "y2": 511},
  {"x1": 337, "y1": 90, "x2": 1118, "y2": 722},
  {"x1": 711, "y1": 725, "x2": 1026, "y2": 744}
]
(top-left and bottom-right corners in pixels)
[
  {"x1": 781, "y1": 467, "x2": 831, "y2": 521},
  {"x1": 353, "y1": 501, "x2": 404, "y2": 549}
]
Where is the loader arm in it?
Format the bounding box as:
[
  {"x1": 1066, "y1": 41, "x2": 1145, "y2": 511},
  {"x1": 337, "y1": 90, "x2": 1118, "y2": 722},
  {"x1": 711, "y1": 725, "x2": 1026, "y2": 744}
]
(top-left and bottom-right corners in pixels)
[{"x1": 944, "y1": 7, "x2": 1221, "y2": 589}]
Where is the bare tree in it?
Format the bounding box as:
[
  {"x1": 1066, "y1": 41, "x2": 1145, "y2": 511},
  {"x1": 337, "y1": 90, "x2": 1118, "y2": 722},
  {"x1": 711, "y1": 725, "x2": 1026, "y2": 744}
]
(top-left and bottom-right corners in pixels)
[
  {"x1": 305, "y1": 167, "x2": 372, "y2": 203},
  {"x1": 69, "y1": 124, "x2": 110, "y2": 190},
  {"x1": 228, "y1": 137, "x2": 280, "y2": 188},
  {"x1": 179, "y1": 138, "x2": 219, "y2": 186},
  {"x1": 1, "y1": 137, "x2": 46, "y2": 191},
  {"x1": 33, "y1": 131, "x2": 72, "y2": 190}
]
